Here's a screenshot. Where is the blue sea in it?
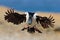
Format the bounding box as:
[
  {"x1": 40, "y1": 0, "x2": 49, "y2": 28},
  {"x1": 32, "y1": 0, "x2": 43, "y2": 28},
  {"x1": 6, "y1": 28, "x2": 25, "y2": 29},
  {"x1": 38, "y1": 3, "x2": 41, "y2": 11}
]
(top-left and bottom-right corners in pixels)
[{"x1": 0, "y1": 0, "x2": 60, "y2": 12}]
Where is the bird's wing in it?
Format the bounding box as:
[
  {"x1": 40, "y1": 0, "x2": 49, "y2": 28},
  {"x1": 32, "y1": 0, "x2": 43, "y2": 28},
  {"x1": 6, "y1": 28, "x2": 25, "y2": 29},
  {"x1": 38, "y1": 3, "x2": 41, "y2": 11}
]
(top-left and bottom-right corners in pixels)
[
  {"x1": 4, "y1": 9, "x2": 26, "y2": 25},
  {"x1": 36, "y1": 15, "x2": 55, "y2": 28}
]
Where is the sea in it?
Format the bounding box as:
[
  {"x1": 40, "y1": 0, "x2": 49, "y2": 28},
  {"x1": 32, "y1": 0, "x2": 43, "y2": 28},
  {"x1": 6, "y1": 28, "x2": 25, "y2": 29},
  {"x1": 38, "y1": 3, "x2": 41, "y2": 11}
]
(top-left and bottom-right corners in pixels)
[{"x1": 0, "y1": 0, "x2": 60, "y2": 12}]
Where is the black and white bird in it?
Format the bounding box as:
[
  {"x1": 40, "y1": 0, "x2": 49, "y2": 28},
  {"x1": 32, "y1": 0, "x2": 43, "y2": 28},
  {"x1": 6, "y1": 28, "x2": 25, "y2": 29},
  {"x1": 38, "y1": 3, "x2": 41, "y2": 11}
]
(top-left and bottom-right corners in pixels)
[{"x1": 4, "y1": 9, "x2": 55, "y2": 29}]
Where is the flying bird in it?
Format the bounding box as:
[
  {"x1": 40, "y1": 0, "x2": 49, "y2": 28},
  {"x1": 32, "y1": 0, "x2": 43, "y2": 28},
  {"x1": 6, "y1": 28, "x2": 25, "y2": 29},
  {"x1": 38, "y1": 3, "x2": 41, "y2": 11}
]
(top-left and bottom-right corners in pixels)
[{"x1": 4, "y1": 9, "x2": 55, "y2": 29}]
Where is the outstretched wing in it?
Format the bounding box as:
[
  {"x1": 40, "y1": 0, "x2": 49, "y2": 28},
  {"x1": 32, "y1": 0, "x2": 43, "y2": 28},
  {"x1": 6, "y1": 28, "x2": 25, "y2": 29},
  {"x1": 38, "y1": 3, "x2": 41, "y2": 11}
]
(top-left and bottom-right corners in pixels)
[
  {"x1": 36, "y1": 15, "x2": 55, "y2": 28},
  {"x1": 4, "y1": 9, "x2": 26, "y2": 25}
]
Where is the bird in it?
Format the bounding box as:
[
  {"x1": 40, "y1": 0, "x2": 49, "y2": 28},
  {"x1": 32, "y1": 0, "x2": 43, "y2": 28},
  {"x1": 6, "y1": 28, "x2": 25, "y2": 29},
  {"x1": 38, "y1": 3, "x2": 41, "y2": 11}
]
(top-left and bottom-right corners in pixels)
[{"x1": 4, "y1": 9, "x2": 55, "y2": 29}]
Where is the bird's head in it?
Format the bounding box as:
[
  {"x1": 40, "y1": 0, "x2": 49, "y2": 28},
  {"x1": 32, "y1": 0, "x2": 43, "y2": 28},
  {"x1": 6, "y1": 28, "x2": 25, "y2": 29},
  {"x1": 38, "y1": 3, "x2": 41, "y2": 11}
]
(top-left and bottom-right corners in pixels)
[{"x1": 25, "y1": 12, "x2": 35, "y2": 25}]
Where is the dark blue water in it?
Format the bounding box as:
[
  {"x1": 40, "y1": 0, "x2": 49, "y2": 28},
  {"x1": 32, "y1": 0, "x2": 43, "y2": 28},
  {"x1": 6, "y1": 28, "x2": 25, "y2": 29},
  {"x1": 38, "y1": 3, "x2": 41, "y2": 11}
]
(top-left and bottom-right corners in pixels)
[{"x1": 0, "y1": 0, "x2": 60, "y2": 12}]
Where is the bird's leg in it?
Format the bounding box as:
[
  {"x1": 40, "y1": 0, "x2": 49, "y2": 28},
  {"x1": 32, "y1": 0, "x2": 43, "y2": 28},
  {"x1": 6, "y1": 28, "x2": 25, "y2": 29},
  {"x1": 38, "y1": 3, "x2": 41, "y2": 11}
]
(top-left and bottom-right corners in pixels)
[
  {"x1": 21, "y1": 27, "x2": 27, "y2": 31},
  {"x1": 33, "y1": 25, "x2": 42, "y2": 33},
  {"x1": 35, "y1": 27, "x2": 42, "y2": 33},
  {"x1": 21, "y1": 24, "x2": 29, "y2": 31},
  {"x1": 35, "y1": 29, "x2": 42, "y2": 33}
]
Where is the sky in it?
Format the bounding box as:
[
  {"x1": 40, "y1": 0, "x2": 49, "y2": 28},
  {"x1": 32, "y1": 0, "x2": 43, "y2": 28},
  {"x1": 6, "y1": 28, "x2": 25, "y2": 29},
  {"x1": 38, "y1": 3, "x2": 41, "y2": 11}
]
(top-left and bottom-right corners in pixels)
[{"x1": 0, "y1": 0, "x2": 60, "y2": 12}]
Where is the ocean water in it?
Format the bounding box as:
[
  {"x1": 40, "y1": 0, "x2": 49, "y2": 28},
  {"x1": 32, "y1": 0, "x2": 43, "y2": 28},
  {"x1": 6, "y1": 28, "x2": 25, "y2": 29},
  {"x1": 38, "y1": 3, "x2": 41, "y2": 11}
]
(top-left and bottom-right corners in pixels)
[{"x1": 0, "y1": 0, "x2": 60, "y2": 12}]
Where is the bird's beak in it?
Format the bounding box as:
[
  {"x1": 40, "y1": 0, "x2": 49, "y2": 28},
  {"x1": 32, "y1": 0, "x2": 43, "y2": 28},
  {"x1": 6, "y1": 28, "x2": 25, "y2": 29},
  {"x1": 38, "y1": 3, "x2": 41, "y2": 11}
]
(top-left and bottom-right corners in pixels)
[
  {"x1": 28, "y1": 19, "x2": 32, "y2": 25},
  {"x1": 28, "y1": 17, "x2": 32, "y2": 25}
]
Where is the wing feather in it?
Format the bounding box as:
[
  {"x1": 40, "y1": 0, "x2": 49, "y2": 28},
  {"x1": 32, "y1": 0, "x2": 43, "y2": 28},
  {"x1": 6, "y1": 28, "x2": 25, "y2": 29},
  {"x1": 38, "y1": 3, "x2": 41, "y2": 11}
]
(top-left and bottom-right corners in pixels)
[
  {"x1": 36, "y1": 15, "x2": 55, "y2": 28},
  {"x1": 4, "y1": 9, "x2": 26, "y2": 25}
]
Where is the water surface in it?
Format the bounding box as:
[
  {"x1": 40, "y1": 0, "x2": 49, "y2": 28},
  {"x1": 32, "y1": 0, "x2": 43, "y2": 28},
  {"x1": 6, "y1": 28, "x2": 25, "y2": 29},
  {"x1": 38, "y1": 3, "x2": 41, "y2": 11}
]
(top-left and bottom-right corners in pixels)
[{"x1": 0, "y1": 0, "x2": 60, "y2": 12}]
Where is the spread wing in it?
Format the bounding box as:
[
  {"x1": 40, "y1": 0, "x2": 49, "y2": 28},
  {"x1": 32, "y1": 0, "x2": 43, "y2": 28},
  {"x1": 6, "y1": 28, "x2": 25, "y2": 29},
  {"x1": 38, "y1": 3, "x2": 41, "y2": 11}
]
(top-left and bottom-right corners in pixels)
[
  {"x1": 4, "y1": 9, "x2": 26, "y2": 25},
  {"x1": 36, "y1": 15, "x2": 55, "y2": 28}
]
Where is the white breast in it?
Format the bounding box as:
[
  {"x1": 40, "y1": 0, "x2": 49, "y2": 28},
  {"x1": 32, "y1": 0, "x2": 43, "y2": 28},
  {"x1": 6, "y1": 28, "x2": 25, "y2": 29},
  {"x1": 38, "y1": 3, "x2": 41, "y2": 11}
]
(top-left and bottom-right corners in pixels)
[
  {"x1": 25, "y1": 12, "x2": 29, "y2": 23},
  {"x1": 25, "y1": 12, "x2": 38, "y2": 26},
  {"x1": 30, "y1": 13, "x2": 38, "y2": 26},
  {"x1": 33, "y1": 13, "x2": 37, "y2": 19}
]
